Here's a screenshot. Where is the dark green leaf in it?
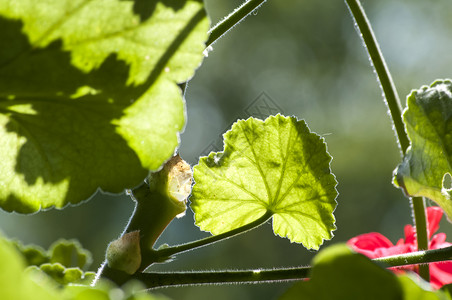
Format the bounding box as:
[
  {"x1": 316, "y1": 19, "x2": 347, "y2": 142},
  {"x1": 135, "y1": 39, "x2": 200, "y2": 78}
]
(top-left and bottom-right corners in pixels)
[{"x1": 191, "y1": 115, "x2": 337, "y2": 249}]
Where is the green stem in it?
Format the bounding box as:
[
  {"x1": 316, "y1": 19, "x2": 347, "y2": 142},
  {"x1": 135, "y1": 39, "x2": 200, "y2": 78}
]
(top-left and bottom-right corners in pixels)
[
  {"x1": 345, "y1": 0, "x2": 408, "y2": 153},
  {"x1": 375, "y1": 245, "x2": 452, "y2": 268},
  {"x1": 136, "y1": 267, "x2": 309, "y2": 289},
  {"x1": 206, "y1": 0, "x2": 267, "y2": 47},
  {"x1": 345, "y1": 0, "x2": 429, "y2": 281},
  {"x1": 412, "y1": 197, "x2": 430, "y2": 280},
  {"x1": 155, "y1": 210, "x2": 273, "y2": 259}
]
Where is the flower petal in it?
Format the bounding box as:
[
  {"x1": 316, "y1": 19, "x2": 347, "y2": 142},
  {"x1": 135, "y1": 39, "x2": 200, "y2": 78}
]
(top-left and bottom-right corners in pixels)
[
  {"x1": 427, "y1": 206, "x2": 444, "y2": 239},
  {"x1": 347, "y1": 232, "x2": 408, "y2": 259},
  {"x1": 430, "y1": 262, "x2": 452, "y2": 289}
]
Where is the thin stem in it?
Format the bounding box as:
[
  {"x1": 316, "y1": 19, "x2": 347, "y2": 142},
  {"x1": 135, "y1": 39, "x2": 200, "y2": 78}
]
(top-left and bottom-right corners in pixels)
[
  {"x1": 206, "y1": 0, "x2": 267, "y2": 47},
  {"x1": 345, "y1": 0, "x2": 429, "y2": 281},
  {"x1": 375, "y1": 245, "x2": 452, "y2": 268},
  {"x1": 136, "y1": 267, "x2": 309, "y2": 289},
  {"x1": 345, "y1": 0, "x2": 408, "y2": 153},
  {"x1": 412, "y1": 197, "x2": 430, "y2": 279},
  {"x1": 155, "y1": 210, "x2": 273, "y2": 259},
  {"x1": 135, "y1": 246, "x2": 452, "y2": 289}
]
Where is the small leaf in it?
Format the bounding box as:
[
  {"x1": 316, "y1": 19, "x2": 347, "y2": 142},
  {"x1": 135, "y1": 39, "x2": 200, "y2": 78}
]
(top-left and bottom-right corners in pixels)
[
  {"x1": 0, "y1": 235, "x2": 60, "y2": 300},
  {"x1": 0, "y1": 0, "x2": 208, "y2": 213},
  {"x1": 394, "y1": 80, "x2": 452, "y2": 219},
  {"x1": 31, "y1": 263, "x2": 89, "y2": 285},
  {"x1": 49, "y1": 239, "x2": 92, "y2": 269},
  {"x1": 12, "y1": 240, "x2": 49, "y2": 266},
  {"x1": 191, "y1": 115, "x2": 337, "y2": 249}
]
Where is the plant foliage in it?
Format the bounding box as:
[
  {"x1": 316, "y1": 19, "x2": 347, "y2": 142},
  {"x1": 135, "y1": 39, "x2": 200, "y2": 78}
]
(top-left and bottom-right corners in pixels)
[
  {"x1": 0, "y1": 0, "x2": 208, "y2": 213},
  {"x1": 191, "y1": 115, "x2": 337, "y2": 249}
]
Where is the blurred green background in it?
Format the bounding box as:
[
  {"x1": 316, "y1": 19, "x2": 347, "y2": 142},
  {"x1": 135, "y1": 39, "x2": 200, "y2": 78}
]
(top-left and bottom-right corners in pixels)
[{"x1": 1, "y1": 0, "x2": 452, "y2": 299}]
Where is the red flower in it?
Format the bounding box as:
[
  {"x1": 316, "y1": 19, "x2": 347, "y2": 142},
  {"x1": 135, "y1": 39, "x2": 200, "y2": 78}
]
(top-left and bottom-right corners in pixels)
[{"x1": 347, "y1": 206, "x2": 452, "y2": 289}]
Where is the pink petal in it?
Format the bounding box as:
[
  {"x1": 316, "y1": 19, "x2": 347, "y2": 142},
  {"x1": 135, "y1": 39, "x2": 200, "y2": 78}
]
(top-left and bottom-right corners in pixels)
[
  {"x1": 427, "y1": 206, "x2": 443, "y2": 239},
  {"x1": 430, "y1": 233, "x2": 450, "y2": 249},
  {"x1": 347, "y1": 232, "x2": 394, "y2": 250},
  {"x1": 404, "y1": 224, "x2": 416, "y2": 245},
  {"x1": 347, "y1": 233, "x2": 411, "y2": 259},
  {"x1": 430, "y1": 261, "x2": 452, "y2": 289}
]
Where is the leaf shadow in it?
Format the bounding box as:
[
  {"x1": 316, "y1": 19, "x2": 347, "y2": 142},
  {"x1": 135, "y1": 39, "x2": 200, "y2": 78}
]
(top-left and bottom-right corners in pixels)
[
  {"x1": 0, "y1": 5, "x2": 205, "y2": 213},
  {"x1": 127, "y1": 0, "x2": 188, "y2": 21}
]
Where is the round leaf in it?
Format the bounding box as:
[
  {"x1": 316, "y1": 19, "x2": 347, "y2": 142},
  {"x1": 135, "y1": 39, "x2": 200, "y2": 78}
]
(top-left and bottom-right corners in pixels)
[
  {"x1": 191, "y1": 115, "x2": 338, "y2": 249},
  {"x1": 0, "y1": 0, "x2": 209, "y2": 213}
]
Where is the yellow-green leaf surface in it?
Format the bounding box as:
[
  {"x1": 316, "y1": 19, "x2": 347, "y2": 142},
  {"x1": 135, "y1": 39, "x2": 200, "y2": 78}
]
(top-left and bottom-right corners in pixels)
[
  {"x1": 191, "y1": 115, "x2": 338, "y2": 249},
  {"x1": 0, "y1": 233, "x2": 168, "y2": 299},
  {"x1": 0, "y1": 0, "x2": 208, "y2": 213},
  {"x1": 394, "y1": 80, "x2": 452, "y2": 219},
  {"x1": 0, "y1": 235, "x2": 60, "y2": 300}
]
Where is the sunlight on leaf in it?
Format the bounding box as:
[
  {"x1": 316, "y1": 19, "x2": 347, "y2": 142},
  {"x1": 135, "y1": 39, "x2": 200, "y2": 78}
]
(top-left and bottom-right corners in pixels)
[
  {"x1": 394, "y1": 80, "x2": 452, "y2": 220},
  {"x1": 191, "y1": 115, "x2": 337, "y2": 249},
  {"x1": 0, "y1": 0, "x2": 209, "y2": 213}
]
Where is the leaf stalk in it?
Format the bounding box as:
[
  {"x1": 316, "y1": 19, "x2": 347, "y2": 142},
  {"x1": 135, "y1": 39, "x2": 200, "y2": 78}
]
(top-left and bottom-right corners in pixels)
[
  {"x1": 155, "y1": 210, "x2": 273, "y2": 259},
  {"x1": 345, "y1": 0, "x2": 429, "y2": 281},
  {"x1": 206, "y1": 0, "x2": 267, "y2": 47}
]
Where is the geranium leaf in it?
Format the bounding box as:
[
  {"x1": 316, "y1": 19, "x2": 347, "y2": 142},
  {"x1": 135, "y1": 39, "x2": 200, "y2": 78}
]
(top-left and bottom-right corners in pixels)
[
  {"x1": 0, "y1": 0, "x2": 208, "y2": 213},
  {"x1": 0, "y1": 236, "x2": 60, "y2": 300},
  {"x1": 279, "y1": 244, "x2": 447, "y2": 300},
  {"x1": 12, "y1": 241, "x2": 49, "y2": 266},
  {"x1": 394, "y1": 80, "x2": 452, "y2": 220},
  {"x1": 49, "y1": 239, "x2": 92, "y2": 269},
  {"x1": 191, "y1": 115, "x2": 337, "y2": 249},
  {"x1": 29, "y1": 263, "x2": 95, "y2": 285}
]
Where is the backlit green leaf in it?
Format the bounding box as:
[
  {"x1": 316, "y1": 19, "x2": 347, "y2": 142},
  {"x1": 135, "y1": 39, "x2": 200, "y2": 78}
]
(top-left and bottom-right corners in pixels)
[
  {"x1": 0, "y1": 0, "x2": 208, "y2": 213},
  {"x1": 49, "y1": 239, "x2": 92, "y2": 269},
  {"x1": 394, "y1": 80, "x2": 452, "y2": 220},
  {"x1": 0, "y1": 235, "x2": 60, "y2": 300},
  {"x1": 30, "y1": 263, "x2": 94, "y2": 285},
  {"x1": 191, "y1": 115, "x2": 337, "y2": 249},
  {"x1": 12, "y1": 240, "x2": 49, "y2": 266}
]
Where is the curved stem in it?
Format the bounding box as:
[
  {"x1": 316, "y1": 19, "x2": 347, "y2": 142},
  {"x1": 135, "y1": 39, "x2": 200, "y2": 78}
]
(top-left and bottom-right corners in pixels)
[
  {"x1": 155, "y1": 210, "x2": 273, "y2": 259},
  {"x1": 345, "y1": 0, "x2": 408, "y2": 153},
  {"x1": 345, "y1": 0, "x2": 429, "y2": 281},
  {"x1": 206, "y1": 0, "x2": 267, "y2": 47}
]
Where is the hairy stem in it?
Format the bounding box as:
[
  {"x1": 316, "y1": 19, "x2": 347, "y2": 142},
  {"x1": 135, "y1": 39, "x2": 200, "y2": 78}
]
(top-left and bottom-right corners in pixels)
[
  {"x1": 155, "y1": 210, "x2": 273, "y2": 259},
  {"x1": 411, "y1": 197, "x2": 430, "y2": 280},
  {"x1": 345, "y1": 0, "x2": 429, "y2": 281},
  {"x1": 137, "y1": 267, "x2": 309, "y2": 289},
  {"x1": 206, "y1": 0, "x2": 267, "y2": 47},
  {"x1": 135, "y1": 246, "x2": 452, "y2": 289},
  {"x1": 375, "y1": 245, "x2": 452, "y2": 268},
  {"x1": 345, "y1": 0, "x2": 408, "y2": 152}
]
